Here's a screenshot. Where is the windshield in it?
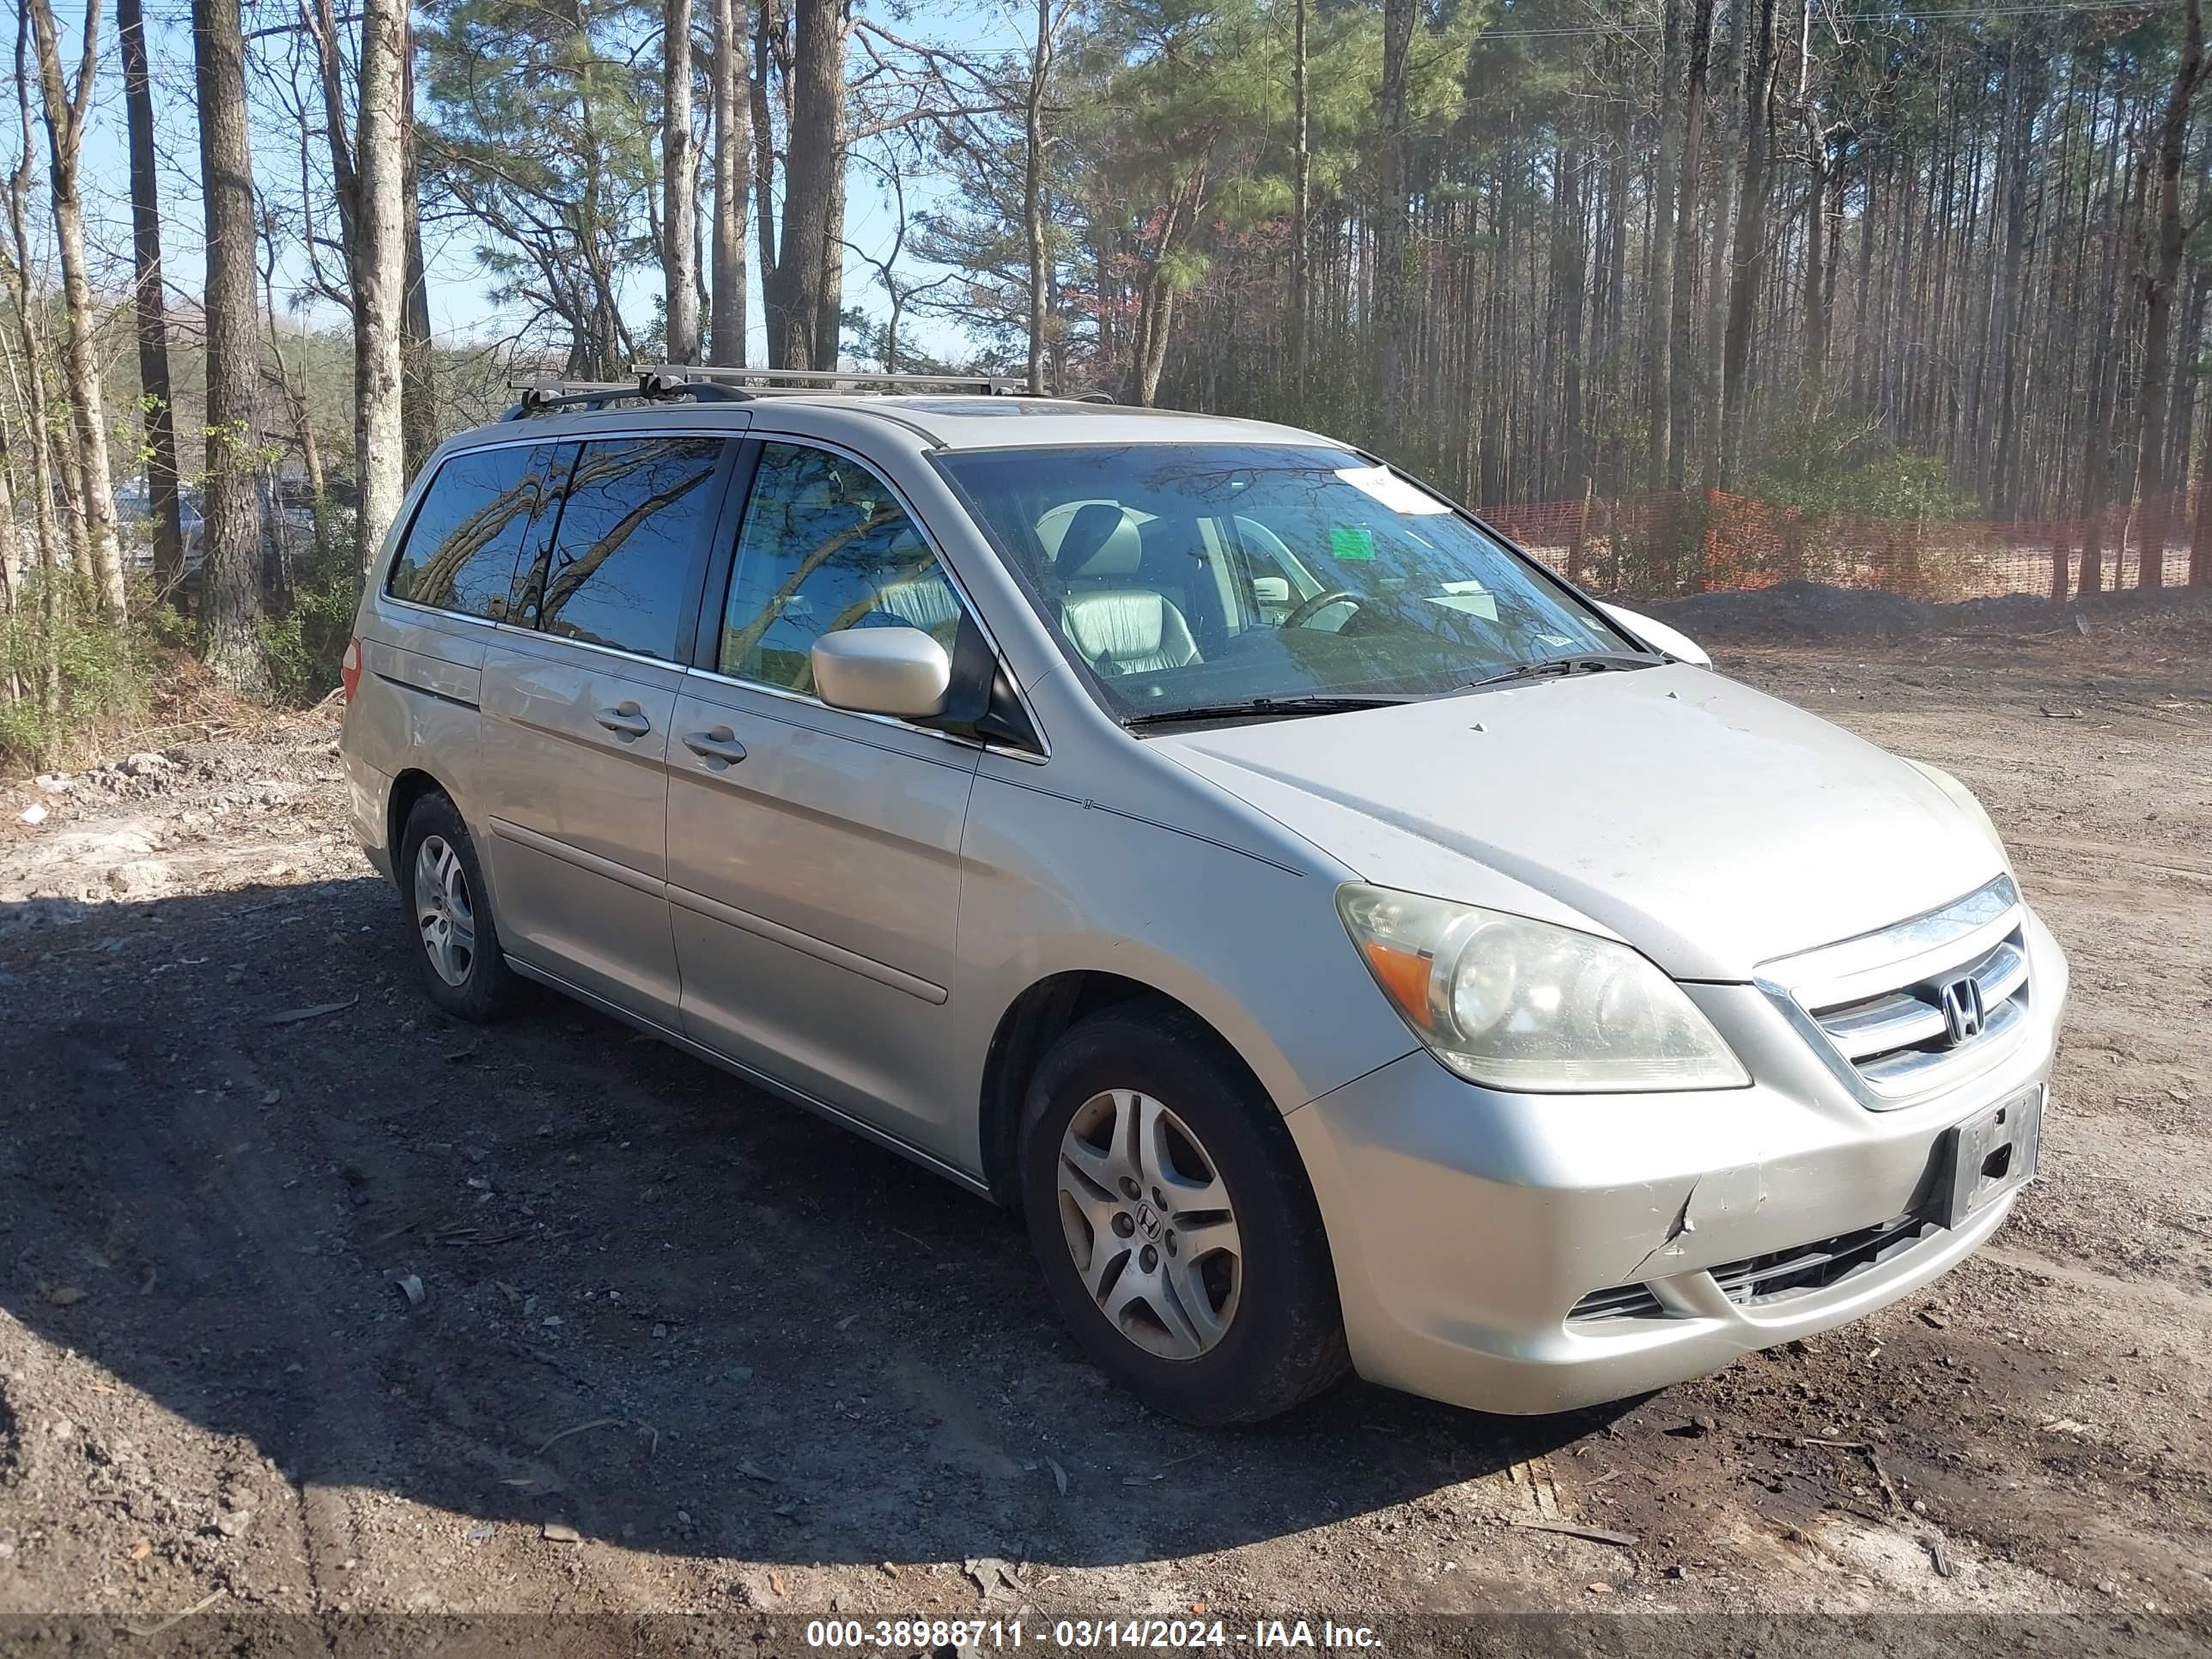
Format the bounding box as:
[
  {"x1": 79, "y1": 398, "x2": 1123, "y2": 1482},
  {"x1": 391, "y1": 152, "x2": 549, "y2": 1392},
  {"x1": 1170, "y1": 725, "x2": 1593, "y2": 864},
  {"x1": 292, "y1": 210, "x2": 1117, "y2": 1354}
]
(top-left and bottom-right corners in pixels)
[{"x1": 936, "y1": 443, "x2": 1638, "y2": 722}]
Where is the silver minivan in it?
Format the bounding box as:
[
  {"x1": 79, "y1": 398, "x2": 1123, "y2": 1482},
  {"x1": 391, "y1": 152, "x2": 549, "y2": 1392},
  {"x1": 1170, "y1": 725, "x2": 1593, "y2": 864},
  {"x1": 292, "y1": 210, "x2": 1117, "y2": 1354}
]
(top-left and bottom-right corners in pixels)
[{"x1": 338, "y1": 374, "x2": 2066, "y2": 1425}]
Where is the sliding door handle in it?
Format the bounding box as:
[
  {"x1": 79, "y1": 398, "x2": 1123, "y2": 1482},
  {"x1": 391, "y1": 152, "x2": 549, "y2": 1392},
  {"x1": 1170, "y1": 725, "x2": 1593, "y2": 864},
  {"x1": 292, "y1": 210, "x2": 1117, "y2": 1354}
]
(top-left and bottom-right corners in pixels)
[{"x1": 683, "y1": 728, "x2": 748, "y2": 765}]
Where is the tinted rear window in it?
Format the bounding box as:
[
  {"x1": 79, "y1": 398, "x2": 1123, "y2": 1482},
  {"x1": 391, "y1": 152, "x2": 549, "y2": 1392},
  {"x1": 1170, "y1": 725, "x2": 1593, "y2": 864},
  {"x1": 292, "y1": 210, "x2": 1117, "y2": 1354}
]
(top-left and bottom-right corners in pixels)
[
  {"x1": 531, "y1": 438, "x2": 726, "y2": 660},
  {"x1": 386, "y1": 445, "x2": 544, "y2": 619}
]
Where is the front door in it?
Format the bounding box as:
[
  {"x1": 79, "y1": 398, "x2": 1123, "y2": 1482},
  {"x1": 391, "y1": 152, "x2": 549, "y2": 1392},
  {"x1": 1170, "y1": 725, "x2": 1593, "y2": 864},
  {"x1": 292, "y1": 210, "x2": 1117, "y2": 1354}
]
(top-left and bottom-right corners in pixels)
[
  {"x1": 665, "y1": 440, "x2": 981, "y2": 1162},
  {"x1": 478, "y1": 435, "x2": 736, "y2": 1023}
]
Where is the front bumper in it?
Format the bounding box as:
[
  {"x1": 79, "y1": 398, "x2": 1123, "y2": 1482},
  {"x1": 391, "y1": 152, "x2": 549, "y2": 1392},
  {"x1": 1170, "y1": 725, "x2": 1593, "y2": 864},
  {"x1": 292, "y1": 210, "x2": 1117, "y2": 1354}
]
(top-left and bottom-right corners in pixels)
[{"x1": 1286, "y1": 905, "x2": 2068, "y2": 1415}]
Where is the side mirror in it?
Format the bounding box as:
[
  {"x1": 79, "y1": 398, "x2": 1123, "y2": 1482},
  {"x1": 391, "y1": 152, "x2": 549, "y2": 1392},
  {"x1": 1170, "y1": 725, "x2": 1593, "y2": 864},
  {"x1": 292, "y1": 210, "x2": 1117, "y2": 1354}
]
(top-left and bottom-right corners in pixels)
[
  {"x1": 1596, "y1": 602, "x2": 1711, "y2": 668},
  {"x1": 811, "y1": 626, "x2": 952, "y2": 719}
]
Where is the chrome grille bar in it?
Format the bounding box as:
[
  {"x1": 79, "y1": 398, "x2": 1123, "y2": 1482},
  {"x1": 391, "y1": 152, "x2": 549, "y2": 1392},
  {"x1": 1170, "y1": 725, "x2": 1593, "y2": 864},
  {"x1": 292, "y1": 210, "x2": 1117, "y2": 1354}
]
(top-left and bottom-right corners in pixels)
[{"x1": 1758, "y1": 874, "x2": 2034, "y2": 1106}]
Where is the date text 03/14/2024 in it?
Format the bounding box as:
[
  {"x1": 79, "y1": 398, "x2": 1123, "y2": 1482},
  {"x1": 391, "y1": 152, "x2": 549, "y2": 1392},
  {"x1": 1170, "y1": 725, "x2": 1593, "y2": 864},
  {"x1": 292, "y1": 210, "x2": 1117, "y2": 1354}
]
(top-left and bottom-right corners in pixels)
[{"x1": 803, "y1": 1617, "x2": 1383, "y2": 1650}]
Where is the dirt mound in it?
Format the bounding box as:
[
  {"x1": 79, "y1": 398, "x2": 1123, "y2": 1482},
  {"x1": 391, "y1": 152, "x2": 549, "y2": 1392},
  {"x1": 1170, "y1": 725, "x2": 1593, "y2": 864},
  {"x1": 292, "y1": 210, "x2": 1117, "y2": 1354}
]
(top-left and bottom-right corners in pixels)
[{"x1": 1640, "y1": 581, "x2": 1935, "y2": 643}]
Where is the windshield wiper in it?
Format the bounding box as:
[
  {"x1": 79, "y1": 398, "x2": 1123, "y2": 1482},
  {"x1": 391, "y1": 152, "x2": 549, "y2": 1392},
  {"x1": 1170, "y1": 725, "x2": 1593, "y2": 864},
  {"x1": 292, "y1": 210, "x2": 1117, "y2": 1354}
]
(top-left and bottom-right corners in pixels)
[
  {"x1": 1457, "y1": 652, "x2": 1662, "y2": 693},
  {"x1": 1121, "y1": 693, "x2": 1408, "y2": 728}
]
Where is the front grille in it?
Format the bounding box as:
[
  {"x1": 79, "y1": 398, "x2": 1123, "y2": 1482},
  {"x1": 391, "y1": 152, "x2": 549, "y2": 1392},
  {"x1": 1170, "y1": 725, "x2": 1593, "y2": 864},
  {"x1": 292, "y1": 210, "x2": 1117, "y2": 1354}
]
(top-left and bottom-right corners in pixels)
[
  {"x1": 1568, "y1": 1206, "x2": 1942, "y2": 1325},
  {"x1": 1760, "y1": 874, "x2": 2032, "y2": 1104},
  {"x1": 1808, "y1": 927, "x2": 2031, "y2": 1090}
]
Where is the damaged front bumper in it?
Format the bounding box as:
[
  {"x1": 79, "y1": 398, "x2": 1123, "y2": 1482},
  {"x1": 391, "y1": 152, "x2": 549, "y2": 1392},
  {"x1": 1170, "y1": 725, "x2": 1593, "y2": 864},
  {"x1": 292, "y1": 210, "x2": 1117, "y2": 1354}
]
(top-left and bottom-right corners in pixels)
[{"x1": 1284, "y1": 907, "x2": 2068, "y2": 1415}]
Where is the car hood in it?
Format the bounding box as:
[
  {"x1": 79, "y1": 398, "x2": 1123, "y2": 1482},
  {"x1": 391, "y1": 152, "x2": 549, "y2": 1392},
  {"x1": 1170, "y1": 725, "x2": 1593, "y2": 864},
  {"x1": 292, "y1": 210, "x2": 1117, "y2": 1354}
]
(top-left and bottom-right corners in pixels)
[{"x1": 1152, "y1": 665, "x2": 2006, "y2": 981}]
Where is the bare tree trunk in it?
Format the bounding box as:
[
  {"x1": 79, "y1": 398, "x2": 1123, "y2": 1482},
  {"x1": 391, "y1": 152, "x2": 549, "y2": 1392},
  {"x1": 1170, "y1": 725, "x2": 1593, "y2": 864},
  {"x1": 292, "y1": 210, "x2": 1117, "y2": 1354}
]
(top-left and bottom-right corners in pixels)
[
  {"x1": 27, "y1": 0, "x2": 125, "y2": 617},
  {"x1": 769, "y1": 0, "x2": 843, "y2": 368},
  {"x1": 3, "y1": 90, "x2": 63, "y2": 638},
  {"x1": 813, "y1": 110, "x2": 845, "y2": 371},
  {"x1": 118, "y1": 0, "x2": 184, "y2": 601},
  {"x1": 0, "y1": 94, "x2": 64, "y2": 726},
  {"x1": 193, "y1": 0, "x2": 266, "y2": 690},
  {"x1": 662, "y1": 0, "x2": 701, "y2": 362},
  {"x1": 752, "y1": 0, "x2": 780, "y2": 317},
  {"x1": 1701, "y1": 0, "x2": 1745, "y2": 483},
  {"x1": 2192, "y1": 389, "x2": 2212, "y2": 584},
  {"x1": 1290, "y1": 0, "x2": 1309, "y2": 394},
  {"x1": 305, "y1": 0, "x2": 356, "y2": 257},
  {"x1": 1373, "y1": 0, "x2": 1414, "y2": 417},
  {"x1": 1667, "y1": 0, "x2": 1717, "y2": 491},
  {"x1": 1023, "y1": 0, "x2": 1054, "y2": 392},
  {"x1": 1645, "y1": 0, "x2": 1683, "y2": 489},
  {"x1": 1138, "y1": 278, "x2": 1176, "y2": 408},
  {"x1": 708, "y1": 0, "x2": 751, "y2": 366},
  {"x1": 2132, "y1": 0, "x2": 2207, "y2": 590},
  {"x1": 1988, "y1": 37, "x2": 2045, "y2": 513},
  {"x1": 1719, "y1": 0, "x2": 1779, "y2": 487},
  {"x1": 266, "y1": 313, "x2": 327, "y2": 507},
  {"x1": 2081, "y1": 134, "x2": 2143, "y2": 599},
  {"x1": 0, "y1": 427, "x2": 16, "y2": 621},
  {"x1": 1801, "y1": 161, "x2": 1827, "y2": 386},
  {"x1": 1548, "y1": 133, "x2": 1588, "y2": 493},
  {"x1": 355, "y1": 0, "x2": 408, "y2": 573},
  {"x1": 401, "y1": 36, "x2": 436, "y2": 476}
]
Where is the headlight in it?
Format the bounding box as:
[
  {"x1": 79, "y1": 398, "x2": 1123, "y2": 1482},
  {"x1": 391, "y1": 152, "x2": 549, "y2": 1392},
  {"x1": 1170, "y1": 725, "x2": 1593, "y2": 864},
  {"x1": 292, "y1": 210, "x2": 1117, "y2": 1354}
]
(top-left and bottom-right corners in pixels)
[{"x1": 1335, "y1": 883, "x2": 1750, "y2": 1092}]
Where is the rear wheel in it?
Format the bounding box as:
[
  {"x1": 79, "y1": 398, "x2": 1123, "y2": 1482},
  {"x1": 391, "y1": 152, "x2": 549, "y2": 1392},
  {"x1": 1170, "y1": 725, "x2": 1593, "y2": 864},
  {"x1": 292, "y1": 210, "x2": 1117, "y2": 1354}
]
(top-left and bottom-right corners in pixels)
[
  {"x1": 398, "y1": 793, "x2": 517, "y2": 1022},
  {"x1": 1019, "y1": 1005, "x2": 1349, "y2": 1426}
]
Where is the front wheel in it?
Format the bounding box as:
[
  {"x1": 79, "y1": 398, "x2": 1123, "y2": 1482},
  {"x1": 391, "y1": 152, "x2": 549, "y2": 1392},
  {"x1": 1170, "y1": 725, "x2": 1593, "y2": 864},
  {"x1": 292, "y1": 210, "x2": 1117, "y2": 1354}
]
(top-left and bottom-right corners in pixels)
[{"x1": 1019, "y1": 1006, "x2": 1349, "y2": 1426}]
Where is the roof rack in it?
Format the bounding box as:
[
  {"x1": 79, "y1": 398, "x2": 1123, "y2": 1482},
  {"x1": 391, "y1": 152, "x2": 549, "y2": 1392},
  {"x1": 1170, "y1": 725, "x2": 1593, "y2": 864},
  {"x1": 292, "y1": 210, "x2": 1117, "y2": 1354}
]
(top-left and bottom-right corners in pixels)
[
  {"x1": 497, "y1": 366, "x2": 1116, "y2": 422},
  {"x1": 631, "y1": 364, "x2": 1034, "y2": 397},
  {"x1": 497, "y1": 370, "x2": 751, "y2": 422}
]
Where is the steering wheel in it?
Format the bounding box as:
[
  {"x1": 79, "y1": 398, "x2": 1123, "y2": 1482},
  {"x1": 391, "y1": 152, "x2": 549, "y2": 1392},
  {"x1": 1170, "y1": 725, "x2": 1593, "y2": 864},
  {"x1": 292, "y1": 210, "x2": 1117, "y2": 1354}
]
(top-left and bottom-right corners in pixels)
[{"x1": 1281, "y1": 588, "x2": 1364, "y2": 631}]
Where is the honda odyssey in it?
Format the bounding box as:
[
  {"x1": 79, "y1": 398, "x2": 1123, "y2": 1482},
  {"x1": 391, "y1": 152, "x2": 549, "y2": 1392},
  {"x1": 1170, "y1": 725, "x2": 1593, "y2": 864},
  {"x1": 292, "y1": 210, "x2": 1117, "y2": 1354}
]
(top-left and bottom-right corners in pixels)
[{"x1": 337, "y1": 371, "x2": 2065, "y2": 1425}]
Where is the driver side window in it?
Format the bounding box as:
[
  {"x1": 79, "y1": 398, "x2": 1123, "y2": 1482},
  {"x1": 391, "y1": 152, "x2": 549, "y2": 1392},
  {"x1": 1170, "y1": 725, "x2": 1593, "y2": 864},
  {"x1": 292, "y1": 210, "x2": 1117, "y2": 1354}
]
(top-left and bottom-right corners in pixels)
[{"x1": 720, "y1": 442, "x2": 967, "y2": 695}]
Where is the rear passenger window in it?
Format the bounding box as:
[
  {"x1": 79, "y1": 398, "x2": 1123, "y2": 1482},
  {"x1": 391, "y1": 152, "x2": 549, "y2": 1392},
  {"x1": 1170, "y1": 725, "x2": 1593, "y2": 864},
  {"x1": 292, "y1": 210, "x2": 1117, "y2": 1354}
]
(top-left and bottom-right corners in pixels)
[
  {"x1": 530, "y1": 438, "x2": 726, "y2": 660},
  {"x1": 386, "y1": 446, "x2": 544, "y2": 619},
  {"x1": 720, "y1": 441, "x2": 964, "y2": 694}
]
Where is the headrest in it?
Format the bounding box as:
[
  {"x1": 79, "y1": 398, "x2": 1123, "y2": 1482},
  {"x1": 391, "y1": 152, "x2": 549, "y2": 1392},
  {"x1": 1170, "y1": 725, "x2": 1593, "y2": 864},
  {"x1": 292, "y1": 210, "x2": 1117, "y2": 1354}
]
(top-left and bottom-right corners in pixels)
[{"x1": 1057, "y1": 501, "x2": 1139, "y2": 579}]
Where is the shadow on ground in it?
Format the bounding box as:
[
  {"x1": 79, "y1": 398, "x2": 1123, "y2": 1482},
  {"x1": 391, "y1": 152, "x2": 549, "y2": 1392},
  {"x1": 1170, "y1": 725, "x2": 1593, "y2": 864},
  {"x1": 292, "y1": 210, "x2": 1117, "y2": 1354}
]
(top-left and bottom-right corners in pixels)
[{"x1": 0, "y1": 875, "x2": 1607, "y2": 1571}]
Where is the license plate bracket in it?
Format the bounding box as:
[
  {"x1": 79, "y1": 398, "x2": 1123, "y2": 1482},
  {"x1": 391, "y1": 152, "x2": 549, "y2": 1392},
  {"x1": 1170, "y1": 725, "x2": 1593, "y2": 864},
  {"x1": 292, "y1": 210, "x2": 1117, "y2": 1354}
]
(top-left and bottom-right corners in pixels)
[{"x1": 1935, "y1": 1085, "x2": 2043, "y2": 1229}]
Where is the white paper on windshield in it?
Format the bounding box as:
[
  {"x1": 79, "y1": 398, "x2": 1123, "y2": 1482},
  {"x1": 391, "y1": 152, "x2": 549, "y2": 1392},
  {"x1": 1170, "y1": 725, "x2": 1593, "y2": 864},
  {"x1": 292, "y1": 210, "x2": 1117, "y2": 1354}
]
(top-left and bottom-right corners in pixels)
[
  {"x1": 1425, "y1": 580, "x2": 1498, "y2": 621},
  {"x1": 1335, "y1": 464, "x2": 1450, "y2": 515}
]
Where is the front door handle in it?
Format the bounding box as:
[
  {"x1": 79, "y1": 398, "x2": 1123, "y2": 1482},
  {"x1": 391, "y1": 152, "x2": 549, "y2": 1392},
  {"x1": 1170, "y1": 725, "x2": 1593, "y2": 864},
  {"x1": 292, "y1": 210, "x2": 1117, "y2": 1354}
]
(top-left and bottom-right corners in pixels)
[
  {"x1": 593, "y1": 704, "x2": 652, "y2": 739},
  {"x1": 683, "y1": 727, "x2": 748, "y2": 766}
]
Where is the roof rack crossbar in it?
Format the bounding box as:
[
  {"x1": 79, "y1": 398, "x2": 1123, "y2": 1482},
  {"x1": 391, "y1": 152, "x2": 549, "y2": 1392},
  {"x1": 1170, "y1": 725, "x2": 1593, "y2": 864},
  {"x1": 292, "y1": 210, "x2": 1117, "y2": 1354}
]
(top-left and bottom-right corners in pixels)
[
  {"x1": 632, "y1": 363, "x2": 1031, "y2": 395},
  {"x1": 497, "y1": 373, "x2": 751, "y2": 421}
]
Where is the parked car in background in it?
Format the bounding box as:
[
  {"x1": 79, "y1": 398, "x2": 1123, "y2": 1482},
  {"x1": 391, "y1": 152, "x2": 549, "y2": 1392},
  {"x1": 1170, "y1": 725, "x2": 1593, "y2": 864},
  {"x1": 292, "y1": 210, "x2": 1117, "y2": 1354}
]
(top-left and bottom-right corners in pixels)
[
  {"x1": 337, "y1": 372, "x2": 2065, "y2": 1425},
  {"x1": 116, "y1": 478, "x2": 204, "y2": 576}
]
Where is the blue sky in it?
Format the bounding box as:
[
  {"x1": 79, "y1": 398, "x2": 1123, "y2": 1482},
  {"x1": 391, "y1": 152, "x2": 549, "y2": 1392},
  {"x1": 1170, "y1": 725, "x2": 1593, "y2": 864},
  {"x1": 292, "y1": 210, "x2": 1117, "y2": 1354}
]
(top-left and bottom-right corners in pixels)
[{"x1": 55, "y1": 0, "x2": 1026, "y2": 368}]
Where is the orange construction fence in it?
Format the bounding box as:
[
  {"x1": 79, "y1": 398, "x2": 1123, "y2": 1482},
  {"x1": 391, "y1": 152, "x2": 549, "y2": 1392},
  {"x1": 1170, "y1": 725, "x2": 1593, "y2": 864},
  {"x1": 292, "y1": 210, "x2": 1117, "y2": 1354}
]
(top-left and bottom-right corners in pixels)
[{"x1": 1475, "y1": 489, "x2": 2204, "y2": 602}]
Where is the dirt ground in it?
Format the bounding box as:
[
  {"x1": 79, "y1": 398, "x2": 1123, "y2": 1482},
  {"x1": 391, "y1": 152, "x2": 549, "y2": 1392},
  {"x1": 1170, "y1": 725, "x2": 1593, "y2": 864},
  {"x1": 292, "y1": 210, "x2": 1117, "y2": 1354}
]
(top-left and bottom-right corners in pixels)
[{"x1": 1, "y1": 588, "x2": 2208, "y2": 1656}]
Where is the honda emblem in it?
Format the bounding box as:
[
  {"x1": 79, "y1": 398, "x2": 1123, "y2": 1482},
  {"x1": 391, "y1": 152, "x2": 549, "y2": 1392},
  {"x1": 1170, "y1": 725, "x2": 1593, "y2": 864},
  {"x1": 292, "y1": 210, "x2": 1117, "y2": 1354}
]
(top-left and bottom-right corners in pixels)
[{"x1": 1939, "y1": 975, "x2": 1986, "y2": 1044}]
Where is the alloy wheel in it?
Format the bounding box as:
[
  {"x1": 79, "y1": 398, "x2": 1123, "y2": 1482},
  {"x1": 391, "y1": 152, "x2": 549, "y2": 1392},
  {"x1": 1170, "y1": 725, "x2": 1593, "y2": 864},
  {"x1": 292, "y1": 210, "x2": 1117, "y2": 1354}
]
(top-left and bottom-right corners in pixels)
[
  {"x1": 413, "y1": 834, "x2": 477, "y2": 988},
  {"x1": 1055, "y1": 1089, "x2": 1243, "y2": 1361}
]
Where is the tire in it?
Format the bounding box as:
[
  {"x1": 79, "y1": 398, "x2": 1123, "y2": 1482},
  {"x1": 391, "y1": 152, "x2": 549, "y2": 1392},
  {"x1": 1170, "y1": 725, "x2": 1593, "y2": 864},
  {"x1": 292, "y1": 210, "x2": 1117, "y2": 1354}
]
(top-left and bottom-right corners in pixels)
[
  {"x1": 1018, "y1": 1004, "x2": 1350, "y2": 1426},
  {"x1": 398, "y1": 792, "x2": 518, "y2": 1022}
]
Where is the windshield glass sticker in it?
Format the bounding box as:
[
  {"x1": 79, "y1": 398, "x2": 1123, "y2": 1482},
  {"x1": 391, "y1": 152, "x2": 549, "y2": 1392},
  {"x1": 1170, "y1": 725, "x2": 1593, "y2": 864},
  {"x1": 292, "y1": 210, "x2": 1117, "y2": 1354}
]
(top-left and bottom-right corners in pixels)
[
  {"x1": 1328, "y1": 526, "x2": 1376, "y2": 561},
  {"x1": 1334, "y1": 464, "x2": 1449, "y2": 515}
]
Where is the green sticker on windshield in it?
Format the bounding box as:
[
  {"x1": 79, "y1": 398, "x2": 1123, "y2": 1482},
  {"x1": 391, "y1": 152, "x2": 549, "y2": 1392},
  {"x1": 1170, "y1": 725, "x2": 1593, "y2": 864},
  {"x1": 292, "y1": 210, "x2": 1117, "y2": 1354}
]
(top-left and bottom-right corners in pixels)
[{"x1": 1328, "y1": 526, "x2": 1375, "y2": 561}]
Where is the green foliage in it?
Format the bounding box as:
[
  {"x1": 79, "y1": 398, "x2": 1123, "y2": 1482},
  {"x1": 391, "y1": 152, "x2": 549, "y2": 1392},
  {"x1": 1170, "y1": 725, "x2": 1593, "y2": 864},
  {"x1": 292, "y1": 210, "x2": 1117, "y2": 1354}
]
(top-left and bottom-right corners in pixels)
[
  {"x1": 417, "y1": 0, "x2": 662, "y2": 374},
  {"x1": 259, "y1": 505, "x2": 366, "y2": 705},
  {"x1": 1746, "y1": 405, "x2": 1978, "y2": 520},
  {"x1": 0, "y1": 575, "x2": 151, "y2": 772}
]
